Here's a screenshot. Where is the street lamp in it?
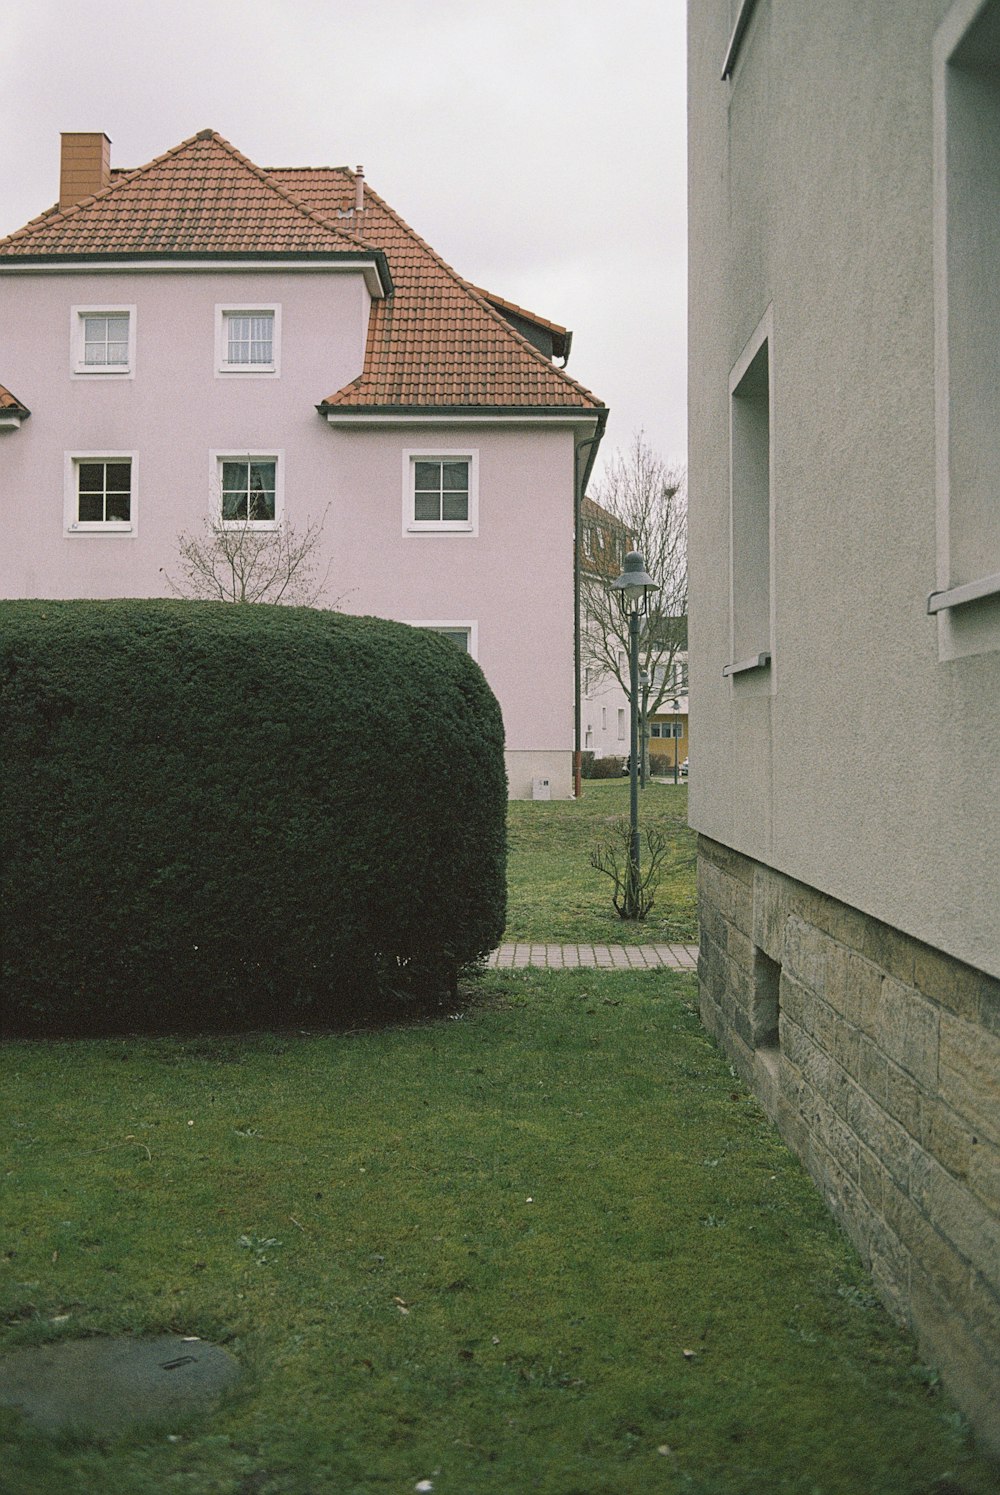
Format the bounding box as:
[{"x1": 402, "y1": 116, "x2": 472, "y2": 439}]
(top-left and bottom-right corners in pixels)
[{"x1": 610, "y1": 551, "x2": 659, "y2": 917}]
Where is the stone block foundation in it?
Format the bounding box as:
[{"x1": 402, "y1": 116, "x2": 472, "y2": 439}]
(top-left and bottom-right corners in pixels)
[{"x1": 697, "y1": 836, "x2": 1000, "y2": 1454}]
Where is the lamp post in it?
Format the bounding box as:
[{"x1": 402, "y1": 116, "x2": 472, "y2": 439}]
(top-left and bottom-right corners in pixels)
[{"x1": 610, "y1": 551, "x2": 659, "y2": 918}]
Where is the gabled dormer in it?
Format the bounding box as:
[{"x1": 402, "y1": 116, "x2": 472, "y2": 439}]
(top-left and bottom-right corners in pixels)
[{"x1": 0, "y1": 385, "x2": 30, "y2": 431}]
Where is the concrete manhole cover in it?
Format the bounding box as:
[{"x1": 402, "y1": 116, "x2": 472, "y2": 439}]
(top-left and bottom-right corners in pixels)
[{"x1": 0, "y1": 1334, "x2": 241, "y2": 1435}]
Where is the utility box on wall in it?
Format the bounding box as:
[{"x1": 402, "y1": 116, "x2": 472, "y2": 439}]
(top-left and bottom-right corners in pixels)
[{"x1": 531, "y1": 777, "x2": 551, "y2": 801}]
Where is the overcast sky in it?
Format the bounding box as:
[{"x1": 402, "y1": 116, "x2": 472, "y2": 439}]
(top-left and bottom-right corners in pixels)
[{"x1": 1, "y1": 0, "x2": 687, "y2": 478}]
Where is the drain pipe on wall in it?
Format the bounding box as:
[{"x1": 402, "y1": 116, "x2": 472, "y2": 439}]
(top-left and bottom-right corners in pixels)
[{"x1": 574, "y1": 426, "x2": 606, "y2": 799}]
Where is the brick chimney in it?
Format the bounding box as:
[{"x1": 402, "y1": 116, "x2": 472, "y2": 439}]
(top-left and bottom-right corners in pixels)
[{"x1": 59, "y1": 132, "x2": 111, "y2": 211}]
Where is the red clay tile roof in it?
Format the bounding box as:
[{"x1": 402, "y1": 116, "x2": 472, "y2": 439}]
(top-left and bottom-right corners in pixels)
[
  {"x1": 0, "y1": 384, "x2": 30, "y2": 416},
  {"x1": 270, "y1": 168, "x2": 603, "y2": 413},
  {"x1": 0, "y1": 130, "x2": 605, "y2": 418},
  {"x1": 0, "y1": 130, "x2": 378, "y2": 261}
]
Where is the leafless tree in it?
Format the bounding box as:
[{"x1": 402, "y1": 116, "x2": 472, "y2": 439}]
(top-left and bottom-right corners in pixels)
[
  {"x1": 581, "y1": 432, "x2": 688, "y2": 769},
  {"x1": 164, "y1": 500, "x2": 334, "y2": 606},
  {"x1": 590, "y1": 818, "x2": 671, "y2": 920}
]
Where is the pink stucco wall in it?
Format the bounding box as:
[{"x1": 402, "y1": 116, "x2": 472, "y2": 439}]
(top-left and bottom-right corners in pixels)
[{"x1": 0, "y1": 268, "x2": 579, "y2": 781}]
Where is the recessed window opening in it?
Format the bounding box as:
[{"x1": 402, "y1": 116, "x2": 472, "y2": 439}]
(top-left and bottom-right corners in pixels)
[
  {"x1": 407, "y1": 620, "x2": 478, "y2": 660},
  {"x1": 65, "y1": 453, "x2": 136, "y2": 533},
  {"x1": 933, "y1": 0, "x2": 1000, "y2": 640},
  {"x1": 216, "y1": 305, "x2": 280, "y2": 375},
  {"x1": 403, "y1": 449, "x2": 478, "y2": 535},
  {"x1": 72, "y1": 305, "x2": 135, "y2": 376},
  {"x1": 414, "y1": 459, "x2": 469, "y2": 523},
  {"x1": 83, "y1": 314, "x2": 129, "y2": 367},
  {"x1": 222, "y1": 459, "x2": 276, "y2": 523},
  {"x1": 226, "y1": 312, "x2": 274, "y2": 366},
  {"x1": 78, "y1": 460, "x2": 131, "y2": 523},
  {"x1": 730, "y1": 332, "x2": 771, "y2": 667},
  {"x1": 434, "y1": 628, "x2": 470, "y2": 652},
  {"x1": 752, "y1": 948, "x2": 781, "y2": 1052}
]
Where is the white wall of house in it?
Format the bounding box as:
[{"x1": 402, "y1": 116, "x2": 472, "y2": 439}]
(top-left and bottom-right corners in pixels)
[
  {"x1": 582, "y1": 663, "x2": 629, "y2": 761},
  {"x1": 0, "y1": 267, "x2": 579, "y2": 796}
]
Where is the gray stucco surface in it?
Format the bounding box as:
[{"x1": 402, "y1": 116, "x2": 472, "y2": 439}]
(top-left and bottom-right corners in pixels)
[{"x1": 687, "y1": 0, "x2": 1000, "y2": 978}]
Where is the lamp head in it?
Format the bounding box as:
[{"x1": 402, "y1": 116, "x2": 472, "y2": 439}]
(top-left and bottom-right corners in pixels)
[{"x1": 610, "y1": 551, "x2": 659, "y2": 614}]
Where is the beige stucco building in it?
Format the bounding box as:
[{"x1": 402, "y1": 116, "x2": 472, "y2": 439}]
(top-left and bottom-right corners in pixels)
[{"x1": 688, "y1": 0, "x2": 999, "y2": 1450}]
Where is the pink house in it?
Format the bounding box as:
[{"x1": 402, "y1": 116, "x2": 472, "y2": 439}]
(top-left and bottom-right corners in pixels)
[{"x1": 0, "y1": 130, "x2": 607, "y2": 798}]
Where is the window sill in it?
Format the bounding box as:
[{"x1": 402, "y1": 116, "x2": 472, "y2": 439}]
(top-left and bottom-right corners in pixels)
[
  {"x1": 406, "y1": 523, "x2": 474, "y2": 535},
  {"x1": 67, "y1": 524, "x2": 133, "y2": 535},
  {"x1": 218, "y1": 365, "x2": 277, "y2": 376},
  {"x1": 723, "y1": 651, "x2": 771, "y2": 678},
  {"x1": 927, "y1": 573, "x2": 1000, "y2": 614},
  {"x1": 72, "y1": 366, "x2": 133, "y2": 378}
]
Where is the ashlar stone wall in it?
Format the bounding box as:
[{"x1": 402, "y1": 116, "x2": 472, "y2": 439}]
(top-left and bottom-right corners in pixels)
[{"x1": 697, "y1": 836, "x2": 1000, "y2": 1453}]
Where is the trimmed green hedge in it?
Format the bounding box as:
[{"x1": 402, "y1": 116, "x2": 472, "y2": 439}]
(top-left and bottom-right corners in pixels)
[{"x1": 0, "y1": 600, "x2": 507, "y2": 1035}]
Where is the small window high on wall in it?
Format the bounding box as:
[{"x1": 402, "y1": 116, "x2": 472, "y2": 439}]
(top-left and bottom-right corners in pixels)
[
  {"x1": 930, "y1": 0, "x2": 1000, "y2": 656},
  {"x1": 726, "y1": 309, "x2": 773, "y2": 681}
]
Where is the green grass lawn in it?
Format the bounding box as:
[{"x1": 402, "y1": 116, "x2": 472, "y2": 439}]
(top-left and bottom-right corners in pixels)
[
  {"x1": 3, "y1": 970, "x2": 994, "y2": 1495},
  {"x1": 506, "y1": 779, "x2": 697, "y2": 944}
]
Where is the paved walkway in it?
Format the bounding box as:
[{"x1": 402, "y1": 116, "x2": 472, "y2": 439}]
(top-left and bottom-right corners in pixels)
[{"x1": 487, "y1": 942, "x2": 699, "y2": 971}]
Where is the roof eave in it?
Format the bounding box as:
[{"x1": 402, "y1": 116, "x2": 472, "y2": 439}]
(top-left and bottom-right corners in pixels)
[
  {"x1": 318, "y1": 403, "x2": 606, "y2": 428},
  {"x1": 0, "y1": 249, "x2": 394, "y2": 298}
]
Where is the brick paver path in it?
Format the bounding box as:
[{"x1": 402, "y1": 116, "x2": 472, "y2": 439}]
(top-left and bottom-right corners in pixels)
[{"x1": 487, "y1": 942, "x2": 699, "y2": 971}]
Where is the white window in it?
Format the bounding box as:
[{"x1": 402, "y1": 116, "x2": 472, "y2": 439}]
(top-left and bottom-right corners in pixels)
[
  {"x1": 211, "y1": 452, "x2": 283, "y2": 529},
  {"x1": 403, "y1": 449, "x2": 478, "y2": 535},
  {"x1": 617, "y1": 708, "x2": 626, "y2": 740},
  {"x1": 435, "y1": 628, "x2": 471, "y2": 652},
  {"x1": 64, "y1": 453, "x2": 135, "y2": 533},
  {"x1": 408, "y1": 621, "x2": 479, "y2": 659},
  {"x1": 216, "y1": 306, "x2": 280, "y2": 375},
  {"x1": 71, "y1": 306, "x2": 135, "y2": 376},
  {"x1": 601, "y1": 707, "x2": 607, "y2": 729}
]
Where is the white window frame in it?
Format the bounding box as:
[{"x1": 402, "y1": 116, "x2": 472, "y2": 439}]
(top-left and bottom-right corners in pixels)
[
  {"x1": 64, "y1": 452, "x2": 136, "y2": 535},
  {"x1": 215, "y1": 304, "x2": 280, "y2": 376},
  {"x1": 210, "y1": 450, "x2": 284, "y2": 530},
  {"x1": 402, "y1": 448, "x2": 479, "y2": 536},
  {"x1": 406, "y1": 620, "x2": 479, "y2": 660},
  {"x1": 71, "y1": 305, "x2": 136, "y2": 378}
]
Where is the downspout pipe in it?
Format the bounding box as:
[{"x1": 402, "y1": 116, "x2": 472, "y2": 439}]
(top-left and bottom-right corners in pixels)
[{"x1": 574, "y1": 419, "x2": 607, "y2": 798}]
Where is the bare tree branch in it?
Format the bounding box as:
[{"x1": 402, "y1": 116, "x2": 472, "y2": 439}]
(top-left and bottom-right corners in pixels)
[
  {"x1": 581, "y1": 431, "x2": 688, "y2": 730},
  {"x1": 590, "y1": 818, "x2": 672, "y2": 920},
  {"x1": 163, "y1": 500, "x2": 336, "y2": 608}
]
